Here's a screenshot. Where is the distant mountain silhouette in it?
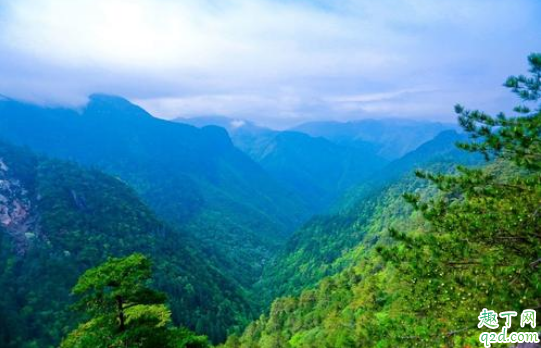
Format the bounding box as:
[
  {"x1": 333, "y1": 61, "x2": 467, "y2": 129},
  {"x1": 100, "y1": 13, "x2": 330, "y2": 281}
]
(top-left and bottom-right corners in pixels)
[
  {"x1": 179, "y1": 116, "x2": 387, "y2": 212},
  {"x1": 293, "y1": 118, "x2": 458, "y2": 160},
  {"x1": 0, "y1": 95, "x2": 311, "y2": 291}
]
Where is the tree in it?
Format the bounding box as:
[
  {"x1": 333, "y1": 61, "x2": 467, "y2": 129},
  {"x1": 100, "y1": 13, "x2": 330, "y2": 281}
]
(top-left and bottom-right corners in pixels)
[
  {"x1": 60, "y1": 253, "x2": 209, "y2": 348},
  {"x1": 380, "y1": 53, "x2": 541, "y2": 345}
]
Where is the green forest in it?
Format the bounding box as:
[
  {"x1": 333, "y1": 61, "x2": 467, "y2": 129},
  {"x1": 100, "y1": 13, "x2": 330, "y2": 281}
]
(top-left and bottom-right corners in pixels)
[
  {"x1": 0, "y1": 53, "x2": 539, "y2": 348},
  {"x1": 218, "y1": 54, "x2": 541, "y2": 347}
]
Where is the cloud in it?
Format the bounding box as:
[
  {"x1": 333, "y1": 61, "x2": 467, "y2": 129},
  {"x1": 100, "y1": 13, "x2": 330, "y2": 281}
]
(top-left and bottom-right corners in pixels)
[
  {"x1": 230, "y1": 119, "x2": 246, "y2": 129},
  {"x1": 327, "y1": 88, "x2": 437, "y2": 104},
  {"x1": 0, "y1": 0, "x2": 539, "y2": 126}
]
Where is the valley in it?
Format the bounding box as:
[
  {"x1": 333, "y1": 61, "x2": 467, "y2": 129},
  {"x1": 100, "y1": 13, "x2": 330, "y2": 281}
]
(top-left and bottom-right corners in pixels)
[
  {"x1": 0, "y1": 54, "x2": 539, "y2": 348},
  {"x1": 0, "y1": 95, "x2": 464, "y2": 346}
]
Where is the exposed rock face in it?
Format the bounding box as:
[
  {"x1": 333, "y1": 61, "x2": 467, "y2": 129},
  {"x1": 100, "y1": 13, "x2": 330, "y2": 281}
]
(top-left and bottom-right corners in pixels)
[{"x1": 0, "y1": 158, "x2": 36, "y2": 254}]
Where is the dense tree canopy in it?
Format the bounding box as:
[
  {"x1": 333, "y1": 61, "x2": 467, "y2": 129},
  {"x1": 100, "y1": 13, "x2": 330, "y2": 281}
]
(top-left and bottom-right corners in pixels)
[
  {"x1": 221, "y1": 53, "x2": 541, "y2": 347},
  {"x1": 1, "y1": 51, "x2": 538, "y2": 348},
  {"x1": 379, "y1": 52, "x2": 541, "y2": 345},
  {"x1": 0, "y1": 144, "x2": 252, "y2": 347},
  {"x1": 61, "y1": 254, "x2": 209, "y2": 348}
]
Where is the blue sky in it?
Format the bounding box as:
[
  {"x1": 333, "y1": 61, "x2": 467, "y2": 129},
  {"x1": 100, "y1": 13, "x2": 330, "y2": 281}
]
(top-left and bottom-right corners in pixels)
[{"x1": 0, "y1": 0, "x2": 539, "y2": 128}]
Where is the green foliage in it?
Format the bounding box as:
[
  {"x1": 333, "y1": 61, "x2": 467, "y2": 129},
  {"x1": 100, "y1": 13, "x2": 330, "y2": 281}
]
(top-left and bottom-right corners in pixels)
[
  {"x1": 234, "y1": 129, "x2": 387, "y2": 212},
  {"x1": 61, "y1": 254, "x2": 209, "y2": 348},
  {"x1": 455, "y1": 53, "x2": 540, "y2": 170},
  {"x1": 381, "y1": 52, "x2": 541, "y2": 342},
  {"x1": 2, "y1": 54, "x2": 539, "y2": 348},
  {"x1": 225, "y1": 54, "x2": 541, "y2": 347},
  {"x1": 256, "y1": 130, "x2": 478, "y2": 305},
  {"x1": 0, "y1": 94, "x2": 311, "y2": 302},
  {"x1": 0, "y1": 143, "x2": 251, "y2": 347}
]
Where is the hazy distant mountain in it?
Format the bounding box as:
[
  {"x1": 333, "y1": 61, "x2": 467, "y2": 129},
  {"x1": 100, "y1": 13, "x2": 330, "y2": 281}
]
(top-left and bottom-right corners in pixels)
[
  {"x1": 176, "y1": 116, "x2": 258, "y2": 131},
  {"x1": 178, "y1": 116, "x2": 387, "y2": 211},
  {"x1": 0, "y1": 141, "x2": 251, "y2": 345},
  {"x1": 292, "y1": 119, "x2": 458, "y2": 160},
  {"x1": 251, "y1": 131, "x2": 387, "y2": 211},
  {"x1": 257, "y1": 129, "x2": 480, "y2": 301},
  {"x1": 0, "y1": 95, "x2": 310, "y2": 290},
  {"x1": 334, "y1": 129, "x2": 481, "y2": 212},
  {"x1": 176, "y1": 116, "x2": 276, "y2": 159}
]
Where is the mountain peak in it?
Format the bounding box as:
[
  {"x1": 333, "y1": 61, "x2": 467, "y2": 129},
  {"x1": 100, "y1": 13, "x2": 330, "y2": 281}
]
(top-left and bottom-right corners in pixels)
[
  {"x1": 85, "y1": 94, "x2": 152, "y2": 120},
  {"x1": 87, "y1": 93, "x2": 140, "y2": 107}
]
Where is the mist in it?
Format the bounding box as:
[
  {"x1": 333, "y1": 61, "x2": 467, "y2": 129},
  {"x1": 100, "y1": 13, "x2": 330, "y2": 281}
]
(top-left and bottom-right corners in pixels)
[{"x1": 0, "y1": 0, "x2": 539, "y2": 127}]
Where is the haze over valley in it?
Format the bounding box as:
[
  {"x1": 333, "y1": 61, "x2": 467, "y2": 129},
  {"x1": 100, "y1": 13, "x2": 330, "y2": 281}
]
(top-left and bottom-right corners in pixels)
[{"x1": 0, "y1": 1, "x2": 539, "y2": 347}]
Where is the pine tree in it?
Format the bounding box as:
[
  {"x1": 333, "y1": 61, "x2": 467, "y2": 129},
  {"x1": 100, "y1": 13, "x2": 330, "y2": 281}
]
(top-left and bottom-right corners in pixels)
[
  {"x1": 60, "y1": 253, "x2": 209, "y2": 348},
  {"x1": 381, "y1": 53, "x2": 541, "y2": 345}
]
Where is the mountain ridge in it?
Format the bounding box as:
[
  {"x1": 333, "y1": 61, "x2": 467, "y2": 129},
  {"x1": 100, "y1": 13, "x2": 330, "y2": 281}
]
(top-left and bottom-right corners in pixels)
[
  {"x1": 292, "y1": 118, "x2": 458, "y2": 160},
  {"x1": 0, "y1": 95, "x2": 311, "y2": 291},
  {"x1": 0, "y1": 140, "x2": 253, "y2": 346},
  {"x1": 177, "y1": 116, "x2": 388, "y2": 212},
  {"x1": 255, "y1": 129, "x2": 481, "y2": 303}
]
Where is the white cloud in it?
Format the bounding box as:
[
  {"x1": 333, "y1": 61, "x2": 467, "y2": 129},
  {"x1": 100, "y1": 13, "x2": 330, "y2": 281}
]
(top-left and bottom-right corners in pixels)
[
  {"x1": 230, "y1": 119, "x2": 246, "y2": 128},
  {"x1": 0, "y1": 0, "x2": 539, "y2": 125}
]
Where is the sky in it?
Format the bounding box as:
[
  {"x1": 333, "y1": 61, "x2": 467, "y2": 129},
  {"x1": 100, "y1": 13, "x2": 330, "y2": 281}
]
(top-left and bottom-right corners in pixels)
[{"x1": 0, "y1": 0, "x2": 539, "y2": 128}]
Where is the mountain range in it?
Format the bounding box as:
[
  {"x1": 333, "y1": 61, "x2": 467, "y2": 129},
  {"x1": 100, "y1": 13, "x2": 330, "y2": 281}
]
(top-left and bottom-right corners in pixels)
[
  {"x1": 0, "y1": 141, "x2": 252, "y2": 346},
  {"x1": 292, "y1": 118, "x2": 457, "y2": 160},
  {"x1": 254, "y1": 129, "x2": 481, "y2": 303},
  {"x1": 177, "y1": 116, "x2": 456, "y2": 212},
  {"x1": 0, "y1": 95, "x2": 313, "y2": 291},
  {"x1": 0, "y1": 94, "x2": 478, "y2": 347}
]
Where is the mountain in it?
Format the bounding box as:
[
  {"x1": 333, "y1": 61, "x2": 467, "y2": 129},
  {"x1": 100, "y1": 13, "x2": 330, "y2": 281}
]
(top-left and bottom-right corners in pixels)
[
  {"x1": 251, "y1": 131, "x2": 387, "y2": 211},
  {"x1": 292, "y1": 119, "x2": 457, "y2": 160},
  {"x1": 178, "y1": 117, "x2": 387, "y2": 212},
  {"x1": 176, "y1": 116, "x2": 278, "y2": 160},
  {"x1": 334, "y1": 129, "x2": 477, "y2": 212},
  {"x1": 220, "y1": 106, "x2": 540, "y2": 348},
  {"x1": 0, "y1": 141, "x2": 252, "y2": 347},
  {"x1": 176, "y1": 116, "x2": 257, "y2": 131},
  {"x1": 255, "y1": 130, "x2": 481, "y2": 302},
  {"x1": 219, "y1": 131, "x2": 494, "y2": 348},
  {"x1": 0, "y1": 95, "x2": 311, "y2": 290}
]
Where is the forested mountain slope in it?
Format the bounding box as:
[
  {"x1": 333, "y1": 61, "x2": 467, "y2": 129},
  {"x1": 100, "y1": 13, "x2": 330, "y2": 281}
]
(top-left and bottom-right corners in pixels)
[
  {"x1": 0, "y1": 95, "x2": 310, "y2": 288},
  {"x1": 334, "y1": 129, "x2": 474, "y2": 212},
  {"x1": 0, "y1": 141, "x2": 251, "y2": 347},
  {"x1": 222, "y1": 124, "x2": 539, "y2": 348},
  {"x1": 256, "y1": 130, "x2": 481, "y2": 305},
  {"x1": 178, "y1": 117, "x2": 387, "y2": 212},
  {"x1": 220, "y1": 55, "x2": 541, "y2": 347},
  {"x1": 242, "y1": 131, "x2": 386, "y2": 212}
]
